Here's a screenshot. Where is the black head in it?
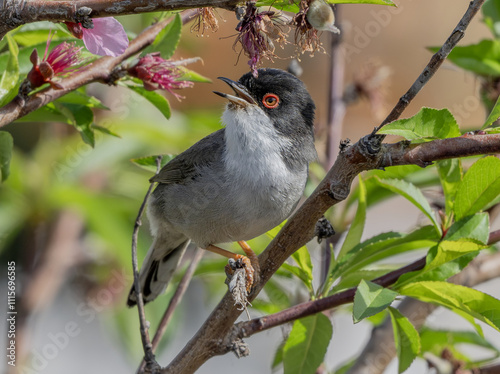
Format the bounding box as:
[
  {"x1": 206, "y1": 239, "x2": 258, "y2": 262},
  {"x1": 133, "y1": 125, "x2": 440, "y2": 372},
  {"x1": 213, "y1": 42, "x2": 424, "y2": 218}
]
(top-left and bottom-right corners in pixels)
[
  {"x1": 214, "y1": 68, "x2": 317, "y2": 167},
  {"x1": 239, "y1": 69, "x2": 315, "y2": 134},
  {"x1": 214, "y1": 68, "x2": 315, "y2": 141}
]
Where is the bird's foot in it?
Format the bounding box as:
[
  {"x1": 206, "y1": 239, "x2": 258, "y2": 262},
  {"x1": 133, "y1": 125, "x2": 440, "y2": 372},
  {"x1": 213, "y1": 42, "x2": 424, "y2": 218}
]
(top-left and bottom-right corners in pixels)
[{"x1": 225, "y1": 254, "x2": 255, "y2": 294}]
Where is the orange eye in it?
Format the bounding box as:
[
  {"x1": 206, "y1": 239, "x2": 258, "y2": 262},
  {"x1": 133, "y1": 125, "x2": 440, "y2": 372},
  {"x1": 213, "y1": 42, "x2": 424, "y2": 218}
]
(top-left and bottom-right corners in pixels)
[{"x1": 262, "y1": 93, "x2": 280, "y2": 109}]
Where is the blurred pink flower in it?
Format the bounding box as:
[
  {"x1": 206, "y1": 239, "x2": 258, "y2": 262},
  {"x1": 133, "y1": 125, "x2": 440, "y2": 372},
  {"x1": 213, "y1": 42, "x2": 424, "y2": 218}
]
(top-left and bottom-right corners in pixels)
[
  {"x1": 65, "y1": 17, "x2": 128, "y2": 57},
  {"x1": 27, "y1": 35, "x2": 84, "y2": 89},
  {"x1": 127, "y1": 53, "x2": 195, "y2": 100}
]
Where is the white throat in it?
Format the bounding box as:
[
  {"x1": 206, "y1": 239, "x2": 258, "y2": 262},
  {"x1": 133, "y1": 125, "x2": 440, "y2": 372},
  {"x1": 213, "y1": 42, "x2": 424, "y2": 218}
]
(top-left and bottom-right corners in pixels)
[{"x1": 222, "y1": 105, "x2": 293, "y2": 185}]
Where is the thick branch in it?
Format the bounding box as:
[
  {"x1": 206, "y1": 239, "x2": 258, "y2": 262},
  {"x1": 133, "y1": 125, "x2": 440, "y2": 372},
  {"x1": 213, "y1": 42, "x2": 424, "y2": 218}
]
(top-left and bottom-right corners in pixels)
[
  {"x1": 0, "y1": 0, "x2": 238, "y2": 39},
  {"x1": 0, "y1": 9, "x2": 198, "y2": 127}
]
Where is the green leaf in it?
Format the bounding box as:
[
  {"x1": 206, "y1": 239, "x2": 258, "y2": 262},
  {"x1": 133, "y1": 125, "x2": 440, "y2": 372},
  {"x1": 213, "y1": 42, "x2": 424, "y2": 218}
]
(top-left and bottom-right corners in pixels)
[
  {"x1": 52, "y1": 103, "x2": 95, "y2": 146},
  {"x1": 388, "y1": 307, "x2": 421, "y2": 373},
  {"x1": 283, "y1": 314, "x2": 333, "y2": 374},
  {"x1": 328, "y1": 0, "x2": 395, "y2": 4},
  {"x1": 454, "y1": 157, "x2": 500, "y2": 220},
  {"x1": 127, "y1": 85, "x2": 171, "y2": 119},
  {"x1": 0, "y1": 131, "x2": 14, "y2": 182},
  {"x1": 430, "y1": 40, "x2": 500, "y2": 77},
  {"x1": 377, "y1": 108, "x2": 461, "y2": 140},
  {"x1": 281, "y1": 263, "x2": 313, "y2": 291},
  {"x1": 0, "y1": 34, "x2": 19, "y2": 107},
  {"x1": 420, "y1": 327, "x2": 499, "y2": 362},
  {"x1": 56, "y1": 90, "x2": 109, "y2": 109},
  {"x1": 130, "y1": 154, "x2": 175, "y2": 173},
  {"x1": 374, "y1": 178, "x2": 441, "y2": 234},
  {"x1": 353, "y1": 279, "x2": 398, "y2": 323},
  {"x1": 331, "y1": 226, "x2": 440, "y2": 283},
  {"x1": 399, "y1": 281, "x2": 500, "y2": 332},
  {"x1": 483, "y1": 0, "x2": 500, "y2": 39},
  {"x1": 180, "y1": 68, "x2": 212, "y2": 83},
  {"x1": 444, "y1": 213, "x2": 489, "y2": 244},
  {"x1": 483, "y1": 93, "x2": 500, "y2": 129},
  {"x1": 394, "y1": 240, "x2": 484, "y2": 288},
  {"x1": 147, "y1": 13, "x2": 182, "y2": 59},
  {"x1": 339, "y1": 176, "x2": 367, "y2": 259},
  {"x1": 292, "y1": 245, "x2": 313, "y2": 283},
  {"x1": 436, "y1": 159, "x2": 462, "y2": 217}
]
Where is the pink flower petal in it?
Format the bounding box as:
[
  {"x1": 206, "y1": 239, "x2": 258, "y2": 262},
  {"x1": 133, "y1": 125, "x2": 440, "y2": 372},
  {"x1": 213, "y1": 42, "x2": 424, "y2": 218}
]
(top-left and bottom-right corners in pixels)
[{"x1": 82, "y1": 17, "x2": 129, "y2": 57}]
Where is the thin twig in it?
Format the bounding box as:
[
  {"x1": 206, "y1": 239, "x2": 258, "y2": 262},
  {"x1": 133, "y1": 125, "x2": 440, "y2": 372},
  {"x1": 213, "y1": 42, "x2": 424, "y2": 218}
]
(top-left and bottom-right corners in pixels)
[
  {"x1": 136, "y1": 247, "x2": 204, "y2": 373},
  {"x1": 373, "y1": 0, "x2": 486, "y2": 134},
  {"x1": 132, "y1": 155, "x2": 162, "y2": 371}
]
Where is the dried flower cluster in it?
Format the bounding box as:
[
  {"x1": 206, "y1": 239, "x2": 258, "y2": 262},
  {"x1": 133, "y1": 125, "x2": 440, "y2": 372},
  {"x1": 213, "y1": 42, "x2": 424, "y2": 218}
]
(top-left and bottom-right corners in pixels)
[
  {"x1": 191, "y1": 7, "x2": 221, "y2": 36},
  {"x1": 233, "y1": 2, "x2": 288, "y2": 77},
  {"x1": 292, "y1": 0, "x2": 325, "y2": 55}
]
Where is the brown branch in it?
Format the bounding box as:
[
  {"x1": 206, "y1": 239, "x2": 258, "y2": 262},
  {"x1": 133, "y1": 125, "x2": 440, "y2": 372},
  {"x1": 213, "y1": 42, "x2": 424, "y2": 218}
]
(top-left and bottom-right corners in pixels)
[
  {"x1": 136, "y1": 247, "x2": 204, "y2": 373},
  {"x1": 346, "y1": 250, "x2": 500, "y2": 374},
  {"x1": 380, "y1": 133, "x2": 500, "y2": 168},
  {"x1": 131, "y1": 155, "x2": 162, "y2": 370},
  {"x1": 0, "y1": 0, "x2": 238, "y2": 39},
  {"x1": 232, "y1": 257, "x2": 427, "y2": 339},
  {"x1": 373, "y1": 0, "x2": 486, "y2": 134},
  {"x1": 0, "y1": 9, "x2": 198, "y2": 127}
]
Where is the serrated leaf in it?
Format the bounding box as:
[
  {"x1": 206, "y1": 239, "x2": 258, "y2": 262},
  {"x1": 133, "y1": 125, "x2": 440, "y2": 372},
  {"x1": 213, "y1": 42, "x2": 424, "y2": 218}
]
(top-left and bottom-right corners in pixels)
[
  {"x1": 56, "y1": 90, "x2": 109, "y2": 109},
  {"x1": 0, "y1": 34, "x2": 19, "y2": 107},
  {"x1": 454, "y1": 157, "x2": 500, "y2": 220},
  {"x1": 52, "y1": 103, "x2": 95, "y2": 146},
  {"x1": 483, "y1": 0, "x2": 500, "y2": 38},
  {"x1": 483, "y1": 93, "x2": 500, "y2": 129},
  {"x1": 436, "y1": 159, "x2": 462, "y2": 217},
  {"x1": 388, "y1": 307, "x2": 421, "y2": 373},
  {"x1": 353, "y1": 280, "x2": 397, "y2": 323},
  {"x1": 0, "y1": 131, "x2": 14, "y2": 182},
  {"x1": 292, "y1": 245, "x2": 313, "y2": 283},
  {"x1": 444, "y1": 213, "x2": 489, "y2": 244},
  {"x1": 430, "y1": 40, "x2": 500, "y2": 77},
  {"x1": 127, "y1": 85, "x2": 171, "y2": 119},
  {"x1": 281, "y1": 263, "x2": 313, "y2": 290},
  {"x1": 394, "y1": 240, "x2": 484, "y2": 288},
  {"x1": 377, "y1": 108, "x2": 461, "y2": 140},
  {"x1": 131, "y1": 154, "x2": 175, "y2": 173},
  {"x1": 331, "y1": 226, "x2": 440, "y2": 283},
  {"x1": 399, "y1": 281, "x2": 500, "y2": 332},
  {"x1": 339, "y1": 176, "x2": 366, "y2": 259},
  {"x1": 147, "y1": 13, "x2": 182, "y2": 59},
  {"x1": 180, "y1": 68, "x2": 212, "y2": 83},
  {"x1": 374, "y1": 178, "x2": 441, "y2": 234},
  {"x1": 283, "y1": 314, "x2": 333, "y2": 374},
  {"x1": 420, "y1": 327, "x2": 499, "y2": 361}
]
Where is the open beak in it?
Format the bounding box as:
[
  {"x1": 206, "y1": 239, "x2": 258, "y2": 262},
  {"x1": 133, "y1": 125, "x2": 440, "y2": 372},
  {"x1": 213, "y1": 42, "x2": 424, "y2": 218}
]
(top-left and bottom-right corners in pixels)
[{"x1": 213, "y1": 77, "x2": 256, "y2": 108}]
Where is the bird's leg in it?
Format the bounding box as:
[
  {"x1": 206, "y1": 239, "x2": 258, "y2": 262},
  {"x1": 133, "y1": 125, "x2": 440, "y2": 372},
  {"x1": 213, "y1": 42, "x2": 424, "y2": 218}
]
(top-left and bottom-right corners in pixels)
[
  {"x1": 237, "y1": 240, "x2": 260, "y2": 286},
  {"x1": 205, "y1": 243, "x2": 259, "y2": 293}
]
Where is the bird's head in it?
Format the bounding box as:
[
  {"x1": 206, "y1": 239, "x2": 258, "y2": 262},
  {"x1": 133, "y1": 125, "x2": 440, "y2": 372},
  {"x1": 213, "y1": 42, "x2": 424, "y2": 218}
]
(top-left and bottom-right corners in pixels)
[{"x1": 214, "y1": 69, "x2": 316, "y2": 162}]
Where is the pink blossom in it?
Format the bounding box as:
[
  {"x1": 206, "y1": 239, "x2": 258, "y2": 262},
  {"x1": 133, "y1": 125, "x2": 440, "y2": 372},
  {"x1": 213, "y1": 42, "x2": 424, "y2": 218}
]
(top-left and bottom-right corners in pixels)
[
  {"x1": 127, "y1": 53, "x2": 195, "y2": 100},
  {"x1": 65, "y1": 17, "x2": 128, "y2": 57},
  {"x1": 27, "y1": 34, "x2": 84, "y2": 89}
]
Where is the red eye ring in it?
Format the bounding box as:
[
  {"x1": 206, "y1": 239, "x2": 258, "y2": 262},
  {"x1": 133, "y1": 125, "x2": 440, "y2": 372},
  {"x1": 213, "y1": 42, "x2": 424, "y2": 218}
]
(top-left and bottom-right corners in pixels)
[{"x1": 262, "y1": 93, "x2": 280, "y2": 109}]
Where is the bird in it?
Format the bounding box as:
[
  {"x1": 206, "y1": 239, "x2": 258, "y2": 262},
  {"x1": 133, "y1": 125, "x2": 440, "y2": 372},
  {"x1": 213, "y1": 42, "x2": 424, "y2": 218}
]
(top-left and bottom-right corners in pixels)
[{"x1": 127, "y1": 68, "x2": 317, "y2": 306}]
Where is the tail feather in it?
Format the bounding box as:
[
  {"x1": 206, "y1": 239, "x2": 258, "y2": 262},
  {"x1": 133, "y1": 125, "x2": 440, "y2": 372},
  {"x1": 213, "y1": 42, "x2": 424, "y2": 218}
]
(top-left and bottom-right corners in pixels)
[{"x1": 127, "y1": 239, "x2": 190, "y2": 307}]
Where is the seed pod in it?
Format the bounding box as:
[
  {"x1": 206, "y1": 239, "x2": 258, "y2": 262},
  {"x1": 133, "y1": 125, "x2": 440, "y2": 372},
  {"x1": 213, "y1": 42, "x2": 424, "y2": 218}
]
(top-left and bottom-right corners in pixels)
[{"x1": 306, "y1": 0, "x2": 340, "y2": 33}]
